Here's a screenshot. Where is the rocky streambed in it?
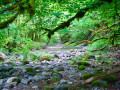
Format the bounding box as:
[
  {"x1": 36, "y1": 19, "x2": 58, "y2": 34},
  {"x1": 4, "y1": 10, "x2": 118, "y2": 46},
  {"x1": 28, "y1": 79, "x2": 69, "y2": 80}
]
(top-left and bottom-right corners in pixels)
[{"x1": 0, "y1": 45, "x2": 120, "y2": 90}]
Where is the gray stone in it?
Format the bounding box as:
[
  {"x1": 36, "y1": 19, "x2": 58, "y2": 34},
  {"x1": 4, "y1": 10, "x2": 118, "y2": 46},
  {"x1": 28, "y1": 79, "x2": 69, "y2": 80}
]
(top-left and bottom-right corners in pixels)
[
  {"x1": 33, "y1": 75, "x2": 46, "y2": 81},
  {"x1": 3, "y1": 83, "x2": 14, "y2": 88},
  {"x1": 60, "y1": 79, "x2": 67, "y2": 84},
  {"x1": 0, "y1": 79, "x2": 4, "y2": 85},
  {"x1": 56, "y1": 66, "x2": 64, "y2": 71},
  {"x1": 18, "y1": 83, "x2": 30, "y2": 88},
  {"x1": 0, "y1": 86, "x2": 3, "y2": 89},
  {"x1": 6, "y1": 77, "x2": 18, "y2": 84},
  {"x1": 32, "y1": 85, "x2": 39, "y2": 89},
  {"x1": 21, "y1": 79, "x2": 30, "y2": 84}
]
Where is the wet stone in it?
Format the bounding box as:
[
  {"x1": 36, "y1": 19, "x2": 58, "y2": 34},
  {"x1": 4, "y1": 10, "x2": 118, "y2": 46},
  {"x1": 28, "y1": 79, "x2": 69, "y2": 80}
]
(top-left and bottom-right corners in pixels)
[
  {"x1": 18, "y1": 83, "x2": 30, "y2": 89},
  {"x1": 56, "y1": 66, "x2": 64, "y2": 71},
  {"x1": 21, "y1": 79, "x2": 31, "y2": 84},
  {"x1": 0, "y1": 79, "x2": 4, "y2": 85}
]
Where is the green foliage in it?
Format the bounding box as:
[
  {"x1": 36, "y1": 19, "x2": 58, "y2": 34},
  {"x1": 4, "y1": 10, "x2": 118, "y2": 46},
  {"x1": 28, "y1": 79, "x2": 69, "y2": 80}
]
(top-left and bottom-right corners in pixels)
[{"x1": 78, "y1": 65, "x2": 85, "y2": 70}]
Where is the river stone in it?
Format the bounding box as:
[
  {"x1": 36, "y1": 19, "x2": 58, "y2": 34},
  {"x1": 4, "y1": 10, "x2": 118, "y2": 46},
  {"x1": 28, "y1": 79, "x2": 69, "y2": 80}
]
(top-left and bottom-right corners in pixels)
[
  {"x1": 9, "y1": 68, "x2": 21, "y2": 76},
  {"x1": 44, "y1": 86, "x2": 55, "y2": 90},
  {"x1": 0, "y1": 51, "x2": 7, "y2": 61},
  {"x1": 3, "y1": 83, "x2": 14, "y2": 89},
  {"x1": 0, "y1": 79, "x2": 4, "y2": 85},
  {"x1": 55, "y1": 85, "x2": 71, "y2": 90},
  {"x1": 60, "y1": 79, "x2": 67, "y2": 84},
  {"x1": 0, "y1": 86, "x2": 3, "y2": 89},
  {"x1": 6, "y1": 77, "x2": 18, "y2": 84},
  {"x1": 32, "y1": 85, "x2": 39, "y2": 89},
  {"x1": 33, "y1": 75, "x2": 46, "y2": 81},
  {"x1": 0, "y1": 66, "x2": 13, "y2": 72},
  {"x1": 56, "y1": 66, "x2": 64, "y2": 71},
  {"x1": 18, "y1": 83, "x2": 30, "y2": 88},
  {"x1": 21, "y1": 79, "x2": 31, "y2": 84},
  {"x1": 24, "y1": 74, "x2": 29, "y2": 78}
]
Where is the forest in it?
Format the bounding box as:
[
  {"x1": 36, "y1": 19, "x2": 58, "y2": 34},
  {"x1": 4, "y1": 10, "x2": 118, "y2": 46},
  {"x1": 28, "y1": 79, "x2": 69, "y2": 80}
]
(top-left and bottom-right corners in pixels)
[{"x1": 0, "y1": 0, "x2": 120, "y2": 90}]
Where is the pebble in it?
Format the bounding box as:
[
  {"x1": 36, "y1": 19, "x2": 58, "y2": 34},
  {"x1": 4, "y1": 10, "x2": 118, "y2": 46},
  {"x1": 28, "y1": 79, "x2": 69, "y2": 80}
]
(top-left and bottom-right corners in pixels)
[
  {"x1": 21, "y1": 79, "x2": 30, "y2": 84},
  {"x1": 60, "y1": 79, "x2": 67, "y2": 84}
]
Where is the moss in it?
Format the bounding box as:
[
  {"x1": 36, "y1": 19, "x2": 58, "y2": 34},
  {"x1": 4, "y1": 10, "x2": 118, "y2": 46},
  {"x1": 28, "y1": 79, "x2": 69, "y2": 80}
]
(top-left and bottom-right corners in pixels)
[
  {"x1": 77, "y1": 61, "x2": 90, "y2": 66},
  {"x1": 102, "y1": 75, "x2": 118, "y2": 83},
  {"x1": 91, "y1": 80, "x2": 101, "y2": 86},
  {"x1": 102, "y1": 83, "x2": 108, "y2": 88},
  {"x1": 82, "y1": 73, "x2": 94, "y2": 80},
  {"x1": 51, "y1": 77, "x2": 60, "y2": 82},
  {"x1": 21, "y1": 60, "x2": 29, "y2": 65},
  {"x1": 44, "y1": 86, "x2": 55, "y2": 90},
  {"x1": 39, "y1": 54, "x2": 53, "y2": 61},
  {"x1": 78, "y1": 65, "x2": 85, "y2": 70},
  {"x1": 26, "y1": 67, "x2": 37, "y2": 75}
]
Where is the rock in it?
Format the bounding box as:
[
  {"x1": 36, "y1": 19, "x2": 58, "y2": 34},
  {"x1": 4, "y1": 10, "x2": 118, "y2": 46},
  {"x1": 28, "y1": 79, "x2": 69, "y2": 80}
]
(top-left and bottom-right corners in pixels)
[
  {"x1": 56, "y1": 66, "x2": 64, "y2": 71},
  {"x1": 55, "y1": 85, "x2": 71, "y2": 90},
  {"x1": 0, "y1": 66, "x2": 13, "y2": 72},
  {"x1": 24, "y1": 75, "x2": 29, "y2": 78},
  {"x1": 21, "y1": 79, "x2": 31, "y2": 84},
  {"x1": 0, "y1": 51, "x2": 7, "y2": 61},
  {"x1": 0, "y1": 79, "x2": 4, "y2": 85},
  {"x1": 0, "y1": 86, "x2": 3, "y2": 89},
  {"x1": 68, "y1": 81, "x2": 73, "y2": 84},
  {"x1": 33, "y1": 75, "x2": 46, "y2": 81},
  {"x1": 51, "y1": 73, "x2": 62, "y2": 79},
  {"x1": 34, "y1": 66, "x2": 42, "y2": 70},
  {"x1": 18, "y1": 83, "x2": 30, "y2": 88},
  {"x1": 2, "y1": 89, "x2": 9, "y2": 90},
  {"x1": 9, "y1": 69, "x2": 22, "y2": 76},
  {"x1": 3, "y1": 83, "x2": 14, "y2": 88},
  {"x1": 60, "y1": 79, "x2": 67, "y2": 84},
  {"x1": 32, "y1": 85, "x2": 39, "y2": 89},
  {"x1": 6, "y1": 77, "x2": 18, "y2": 84},
  {"x1": 26, "y1": 67, "x2": 37, "y2": 75},
  {"x1": 44, "y1": 86, "x2": 55, "y2": 90}
]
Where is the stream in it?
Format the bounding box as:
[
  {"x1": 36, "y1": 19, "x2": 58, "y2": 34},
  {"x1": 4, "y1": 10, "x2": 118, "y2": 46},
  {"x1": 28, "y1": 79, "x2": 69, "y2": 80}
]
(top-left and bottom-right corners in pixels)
[{"x1": 0, "y1": 44, "x2": 119, "y2": 90}]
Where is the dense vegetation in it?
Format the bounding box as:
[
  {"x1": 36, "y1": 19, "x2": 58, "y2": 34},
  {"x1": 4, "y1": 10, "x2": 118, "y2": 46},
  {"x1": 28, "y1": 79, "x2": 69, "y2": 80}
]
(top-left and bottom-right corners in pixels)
[{"x1": 0, "y1": 0, "x2": 120, "y2": 89}]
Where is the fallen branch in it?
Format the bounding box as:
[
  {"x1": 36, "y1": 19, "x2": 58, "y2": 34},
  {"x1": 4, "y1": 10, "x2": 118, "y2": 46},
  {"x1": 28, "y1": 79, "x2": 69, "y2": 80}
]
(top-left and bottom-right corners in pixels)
[{"x1": 70, "y1": 66, "x2": 120, "y2": 90}]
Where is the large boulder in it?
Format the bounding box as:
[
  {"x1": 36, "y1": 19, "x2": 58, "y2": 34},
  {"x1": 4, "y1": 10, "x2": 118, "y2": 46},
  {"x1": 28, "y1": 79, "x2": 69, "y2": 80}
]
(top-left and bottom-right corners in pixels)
[{"x1": 0, "y1": 51, "x2": 7, "y2": 61}]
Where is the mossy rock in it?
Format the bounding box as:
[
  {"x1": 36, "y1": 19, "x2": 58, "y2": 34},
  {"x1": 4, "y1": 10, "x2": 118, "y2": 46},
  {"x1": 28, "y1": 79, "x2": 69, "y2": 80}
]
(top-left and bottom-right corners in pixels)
[
  {"x1": 26, "y1": 67, "x2": 37, "y2": 75},
  {"x1": 77, "y1": 61, "x2": 90, "y2": 66},
  {"x1": 21, "y1": 60, "x2": 29, "y2": 65},
  {"x1": 78, "y1": 65, "x2": 85, "y2": 70},
  {"x1": 39, "y1": 54, "x2": 53, "y2": 61},
  {"x1": 82, "y1": 73, "x2": 94, "y2": 80},
  {"x1": 51, "y1": 77, "x2": 60, "y2": 82},
  {"x1": 44, "y1": 86, "x2": 55, "y2": 90},
  {"x1": 102, "y1": 83, "x2": 108, "y2": 88},
  {"x1": 102, "y1": 75, "x2": 118, "y2": 83},
  {"x1": 91, "y1": 80, "x2": 101, "y2": 86},
  {"x1": 77, "y1": 86, "x2": 89, "y2": 90}
]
